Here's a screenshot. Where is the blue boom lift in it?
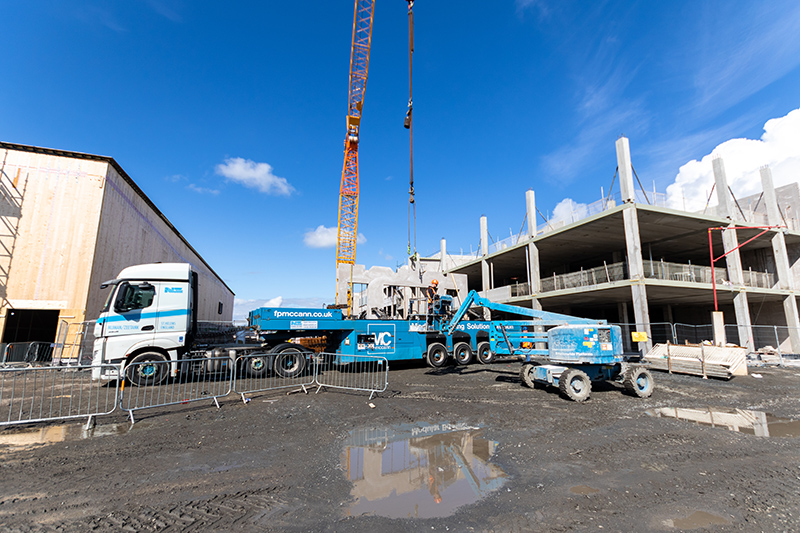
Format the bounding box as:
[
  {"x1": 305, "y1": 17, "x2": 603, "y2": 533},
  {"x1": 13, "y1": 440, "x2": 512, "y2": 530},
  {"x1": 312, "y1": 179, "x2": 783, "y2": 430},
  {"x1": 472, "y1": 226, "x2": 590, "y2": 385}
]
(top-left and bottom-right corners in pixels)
[{"x1": 443, "y1": 290, "x2": 655, "y2": 401}]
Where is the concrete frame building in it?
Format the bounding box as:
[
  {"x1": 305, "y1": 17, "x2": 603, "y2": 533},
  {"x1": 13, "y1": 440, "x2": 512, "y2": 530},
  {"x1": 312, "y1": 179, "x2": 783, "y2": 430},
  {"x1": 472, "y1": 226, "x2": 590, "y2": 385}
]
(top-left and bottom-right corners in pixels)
[
  {"x1": 435, "y1": 137, "x2": 800, "y2": 355},
  {"x1": 0, "y1": 142, "x2": 233, "y2": 349}
]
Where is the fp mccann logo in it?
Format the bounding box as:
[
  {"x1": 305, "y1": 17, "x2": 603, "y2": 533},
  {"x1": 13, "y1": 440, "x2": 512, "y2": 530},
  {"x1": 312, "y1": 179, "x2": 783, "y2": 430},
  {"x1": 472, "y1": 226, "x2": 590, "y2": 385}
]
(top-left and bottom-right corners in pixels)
[{"x1": 367, "y1": 324, "x2": 396, "y2": 353}]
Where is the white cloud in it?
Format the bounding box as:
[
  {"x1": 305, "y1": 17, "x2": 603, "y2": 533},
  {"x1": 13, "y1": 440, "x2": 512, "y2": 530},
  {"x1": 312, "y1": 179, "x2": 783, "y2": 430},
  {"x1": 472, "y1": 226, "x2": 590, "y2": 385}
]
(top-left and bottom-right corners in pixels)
[
  {"x1": 187, "y1": 183, "x2": 220, "y2": 195},
  {"x1": 551, "y1": 198, "x2": 589, "y2": 224},
  {"x1": 303, "y1": 225, "x2": 366, "y2": 248},
  {"x1": 215, "y1": 157, "x2": 294, "y2": 196},
  {"x1": 666, "y1": 108, "x2": 800, "y2": 212}
]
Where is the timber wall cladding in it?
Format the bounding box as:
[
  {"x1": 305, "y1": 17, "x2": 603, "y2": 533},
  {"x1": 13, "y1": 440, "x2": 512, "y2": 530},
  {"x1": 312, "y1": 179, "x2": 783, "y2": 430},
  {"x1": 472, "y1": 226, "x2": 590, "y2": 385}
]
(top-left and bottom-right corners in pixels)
[
  {"x1": 87, "y1": 165, "x2": 233, "y2": 322},
  {"x1": 1, "y1": 149, "x2": 106, "y2": 310}
]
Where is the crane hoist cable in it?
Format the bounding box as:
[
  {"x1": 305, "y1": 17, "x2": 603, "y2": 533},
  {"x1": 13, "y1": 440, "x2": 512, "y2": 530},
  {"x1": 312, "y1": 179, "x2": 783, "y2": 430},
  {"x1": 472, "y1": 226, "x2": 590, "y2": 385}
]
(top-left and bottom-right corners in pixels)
[
  {"x1": 405, "y1": 0, "x2": 416, "y2": 258},
  {"x1": 335, "y1": 0, "x2": 375, "y2": 314}
]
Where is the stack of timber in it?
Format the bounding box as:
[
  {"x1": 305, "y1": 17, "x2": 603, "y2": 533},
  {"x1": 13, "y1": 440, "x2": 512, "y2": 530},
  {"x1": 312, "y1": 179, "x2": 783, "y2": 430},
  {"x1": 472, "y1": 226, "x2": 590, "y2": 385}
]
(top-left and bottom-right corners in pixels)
[{"x1": 643, "y1": 342, "x2": 748, "y2": 379}]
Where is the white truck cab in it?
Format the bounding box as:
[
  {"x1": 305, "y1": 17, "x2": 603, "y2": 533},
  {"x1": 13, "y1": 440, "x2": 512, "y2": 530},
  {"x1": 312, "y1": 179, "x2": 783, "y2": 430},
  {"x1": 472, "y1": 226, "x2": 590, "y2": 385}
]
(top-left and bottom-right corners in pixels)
[{"x1": 92, "y1": 263, "x2": 197, "y2": 383}]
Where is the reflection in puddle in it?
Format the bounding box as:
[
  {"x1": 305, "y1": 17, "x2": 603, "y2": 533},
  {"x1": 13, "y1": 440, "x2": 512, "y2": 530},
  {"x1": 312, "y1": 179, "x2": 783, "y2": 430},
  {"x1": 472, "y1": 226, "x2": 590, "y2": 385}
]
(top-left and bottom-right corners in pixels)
[
  {"x1": 670, "y1": 510, "x2": 730, "y2": 529},
  {"x1": 341, "y1": 422, "x2": 507, "y2": 518},
  {"x1": 0, "y1": 423, "x2": 131, "y2": 450},
  {"x1": 646, "y1": 407, "x2": 800, "y2": 437}
]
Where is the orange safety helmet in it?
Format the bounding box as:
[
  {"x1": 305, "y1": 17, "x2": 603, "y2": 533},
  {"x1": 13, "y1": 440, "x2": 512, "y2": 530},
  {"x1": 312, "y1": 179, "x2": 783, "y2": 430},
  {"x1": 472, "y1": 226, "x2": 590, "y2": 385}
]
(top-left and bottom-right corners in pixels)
[{"x1": 431, "y1": 279, "x2": 439, "y2": 286}]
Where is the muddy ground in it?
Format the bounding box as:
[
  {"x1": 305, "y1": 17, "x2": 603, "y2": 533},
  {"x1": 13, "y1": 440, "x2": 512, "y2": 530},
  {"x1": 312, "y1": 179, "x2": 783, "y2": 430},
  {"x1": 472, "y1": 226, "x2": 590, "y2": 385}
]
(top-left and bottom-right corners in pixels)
[{"x1": 1, "y1": 360, "x2": 799, "y2": 532}]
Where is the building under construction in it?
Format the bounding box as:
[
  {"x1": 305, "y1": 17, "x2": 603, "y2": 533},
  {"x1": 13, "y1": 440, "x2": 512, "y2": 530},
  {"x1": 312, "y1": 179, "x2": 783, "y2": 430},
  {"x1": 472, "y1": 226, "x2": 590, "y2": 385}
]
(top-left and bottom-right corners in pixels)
[
  {"x1": 0, "y1": 142, "x2": 233, "y2": 354},
  {"x1": 428, "y1": 137, "x2": 800, "y2": 355}
]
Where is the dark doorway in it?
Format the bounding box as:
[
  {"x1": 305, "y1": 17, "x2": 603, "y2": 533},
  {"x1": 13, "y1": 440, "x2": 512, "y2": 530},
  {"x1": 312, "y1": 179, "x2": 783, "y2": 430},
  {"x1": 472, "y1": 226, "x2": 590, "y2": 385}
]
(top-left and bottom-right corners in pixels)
[{"x1": 2, "y1": 309, "x2": 60, "y2": 343}]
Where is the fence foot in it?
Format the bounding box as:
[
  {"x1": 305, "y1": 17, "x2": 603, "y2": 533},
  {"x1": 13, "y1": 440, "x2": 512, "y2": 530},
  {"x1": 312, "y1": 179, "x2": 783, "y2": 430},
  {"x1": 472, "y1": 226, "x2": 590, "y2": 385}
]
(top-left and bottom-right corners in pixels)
[
  {"x1": 240, "y1": 393, "x2": 250, "y2": 404},
  {"x1": 301, "y1": 384, "x2": 308, "y2": 394},
  {"x1": 315, "y1": 385, "x2": 324, "y2": 394},
  {"x1": 129, "y1": 410, "x2": 135, "y2": 425},
  {"x1": 368, "y1": 391, "x2": 375, "y2": 401},
  {"x1": 213, "y1": 397, "x2": 220, "y2": 409},
  {"x1": 85, "y1": 415, "x2": 95, "y2": 431}
]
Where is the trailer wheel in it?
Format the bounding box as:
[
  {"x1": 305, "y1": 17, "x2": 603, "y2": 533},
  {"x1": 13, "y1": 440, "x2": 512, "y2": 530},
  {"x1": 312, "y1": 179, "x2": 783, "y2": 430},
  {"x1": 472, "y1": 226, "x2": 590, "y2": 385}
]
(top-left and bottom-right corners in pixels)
[
  {"x1": 623, "y1": 366, "x2": 654, "y2": 398},
  {"x1": 476, "y1": 342, "x2": 494, "y2": 364},
  {"x1": 519, "y1": 363, "x2": 537, "y2": 388},
  {"x1": 272, "y1": 343, "x2": 307, "y2": 378},
  {"x1": 126, "y1": 352, "x2": 169, "y2": 387},
  {"x1": 453, "y1": 342, "x2": 473, "y2": 365},
  {"x1": 426, "y1": 343, "x2": 448, "y2": 368},
  {"x1": 559, "y1": 368, "x2": 591, "y2": 402},
  {"x1": 245, "y1": 355, "x2": 270, "y2": 378}
]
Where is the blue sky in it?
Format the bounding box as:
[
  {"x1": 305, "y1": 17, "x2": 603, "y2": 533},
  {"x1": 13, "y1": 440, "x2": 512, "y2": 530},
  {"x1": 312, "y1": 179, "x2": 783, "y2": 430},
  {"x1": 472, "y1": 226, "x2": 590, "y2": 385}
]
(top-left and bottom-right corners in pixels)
[{"x1": 2, "y1": 1, "x2": 800, "y2": 317}]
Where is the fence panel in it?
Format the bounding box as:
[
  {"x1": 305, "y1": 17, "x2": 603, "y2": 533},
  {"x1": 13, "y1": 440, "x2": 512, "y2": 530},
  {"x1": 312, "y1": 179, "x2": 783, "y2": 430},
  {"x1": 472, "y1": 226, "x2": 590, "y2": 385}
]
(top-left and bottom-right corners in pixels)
[
  {"x1": 233, "y1": 351, "x2": 317, "y2": 400},
  {"x1": 314, "y1": 353, "x2": 388, "y2": 400},
  {"x1": 120, "y1": 356, "x2": 233, "y2": 422},
  {"x1": 0, "y1": 364, "x2": 120, "y2": 427}
]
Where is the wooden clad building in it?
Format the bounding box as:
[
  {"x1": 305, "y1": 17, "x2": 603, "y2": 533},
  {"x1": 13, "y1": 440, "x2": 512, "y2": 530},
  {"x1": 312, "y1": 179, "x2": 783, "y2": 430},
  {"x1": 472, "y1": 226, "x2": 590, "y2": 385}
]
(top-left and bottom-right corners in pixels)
[{"x1": 0, "y1": 142, "x2": 234, "y2": 347}]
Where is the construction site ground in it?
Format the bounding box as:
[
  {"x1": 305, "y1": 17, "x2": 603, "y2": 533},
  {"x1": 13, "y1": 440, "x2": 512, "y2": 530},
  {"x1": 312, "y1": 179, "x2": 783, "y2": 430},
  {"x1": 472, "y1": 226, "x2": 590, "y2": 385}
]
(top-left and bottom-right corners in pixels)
[{"x1": 1, "y1": 361, "x2": 799, "y2": 532}]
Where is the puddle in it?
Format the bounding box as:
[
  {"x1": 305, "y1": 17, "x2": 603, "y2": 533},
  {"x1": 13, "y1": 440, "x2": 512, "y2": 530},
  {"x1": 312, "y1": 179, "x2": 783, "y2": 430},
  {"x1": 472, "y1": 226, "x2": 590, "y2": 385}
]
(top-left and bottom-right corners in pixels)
[
  {"x1": 669, "y1": 510, "x2": 730, "y2": 529},
  {"x1": 341, "y1": 422, "x2": 507, "y2": 518},
  {"x1": 0, "y1": 422, "x2": 132, "y2": 451},
  {"x1": 570, "y1": 485, "x2": 599, "y2": 495},
  {"x1": 646, "y1": 407, "x2": 800, "y2": 437}
]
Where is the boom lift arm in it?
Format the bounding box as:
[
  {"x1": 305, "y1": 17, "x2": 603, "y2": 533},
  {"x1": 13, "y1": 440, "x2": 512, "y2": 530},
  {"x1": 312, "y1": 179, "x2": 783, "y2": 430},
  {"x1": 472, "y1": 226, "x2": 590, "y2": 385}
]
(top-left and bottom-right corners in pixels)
[{"x1": 445, "y1": 290, "x2": 604, "y2": 336}]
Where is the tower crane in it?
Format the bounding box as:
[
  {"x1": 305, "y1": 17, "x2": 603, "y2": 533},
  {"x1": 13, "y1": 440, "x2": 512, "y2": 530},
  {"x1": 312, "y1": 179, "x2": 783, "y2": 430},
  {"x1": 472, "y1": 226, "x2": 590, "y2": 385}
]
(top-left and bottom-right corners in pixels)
[{"x1": 336, "y1": 0, "x2": 376, "y2": 314}]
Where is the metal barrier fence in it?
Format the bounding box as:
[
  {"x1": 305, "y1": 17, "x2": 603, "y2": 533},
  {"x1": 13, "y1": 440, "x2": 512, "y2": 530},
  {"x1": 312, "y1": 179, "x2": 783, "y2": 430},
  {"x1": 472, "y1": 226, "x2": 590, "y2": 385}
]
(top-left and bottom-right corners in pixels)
[
  {"x1": 314, "y1": 354, "x2": 388, "y2": 400},
  {"x1": 233, "y1": 350, "x2": 317, "y2": 402},
  {"x1": 1, "y1": 342, "x2": 55, "y2": 365},
  {"x1": 120, "y1": 355, "x2": 233, "y2": 423},
  {"x1": 0, "y1": 364, "x2": 120, "y2": 428}
]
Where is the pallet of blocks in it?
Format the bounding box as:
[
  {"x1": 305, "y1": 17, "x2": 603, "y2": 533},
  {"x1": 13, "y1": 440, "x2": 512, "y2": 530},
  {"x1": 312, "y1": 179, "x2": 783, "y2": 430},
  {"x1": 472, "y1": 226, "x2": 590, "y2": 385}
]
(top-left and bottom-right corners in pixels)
[{"x1": 643, "y1": 342, "x2": 748, "y2": 379}]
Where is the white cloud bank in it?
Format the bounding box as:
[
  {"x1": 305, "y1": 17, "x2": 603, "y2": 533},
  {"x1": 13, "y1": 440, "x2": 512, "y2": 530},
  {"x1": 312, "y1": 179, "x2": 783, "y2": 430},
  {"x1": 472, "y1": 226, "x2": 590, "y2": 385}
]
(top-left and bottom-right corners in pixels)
[
  {"x1": 666, "y1": 108, "x2": 800, "y2": 212},
  {"x1": 215, "y1": 157, "x2": 294, "y2": 196},
  {"x1": 303, "y1": 225, "x2": 366, "y2": 248}
]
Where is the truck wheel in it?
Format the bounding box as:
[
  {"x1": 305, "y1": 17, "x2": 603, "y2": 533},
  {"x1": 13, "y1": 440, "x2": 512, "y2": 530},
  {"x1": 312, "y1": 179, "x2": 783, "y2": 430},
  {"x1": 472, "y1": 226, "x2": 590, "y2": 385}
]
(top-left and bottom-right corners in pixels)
[
  {"x1": 272, "y1": 344, "x2": 307, "y2": 378},
  {"x1": 453, "y1": 342, "x2": 473, "y2": 365},
  {"x1": 126, "y1": 352, "x2": 169, "y2": 386},
  {"x1": 476, "y1": 342, "x2": 494, "y2": 364},
  {"x1": 426, "y1": 343, "x2": 448, "y2": 368},
  {"x1": 519, "y1": 363, "x2": 537, "y2": 388},
  {"x1": 558, "y1": 368, "x2": 591, "y2": 402},
  {"x1": 623, "y1": 366, "x2": 654, "y2": 398}
]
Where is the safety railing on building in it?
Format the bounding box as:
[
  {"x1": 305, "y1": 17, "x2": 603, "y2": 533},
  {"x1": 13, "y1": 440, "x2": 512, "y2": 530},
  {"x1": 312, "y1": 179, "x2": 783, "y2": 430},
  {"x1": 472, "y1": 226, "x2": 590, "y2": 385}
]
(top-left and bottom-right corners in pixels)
[
  {"x1": 540, "y1": 262, "x2": 627, "y2": 292},
  {"x1": 0, "y1": 364, "x2": 120, "y2": 427}
]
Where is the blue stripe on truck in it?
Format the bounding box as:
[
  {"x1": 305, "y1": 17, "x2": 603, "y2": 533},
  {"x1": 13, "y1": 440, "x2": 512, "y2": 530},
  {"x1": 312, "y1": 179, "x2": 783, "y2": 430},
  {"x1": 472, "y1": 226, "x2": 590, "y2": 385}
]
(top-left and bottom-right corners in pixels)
[{"x1": 97, "y1": 309, "x2": 190, "y2": 325}]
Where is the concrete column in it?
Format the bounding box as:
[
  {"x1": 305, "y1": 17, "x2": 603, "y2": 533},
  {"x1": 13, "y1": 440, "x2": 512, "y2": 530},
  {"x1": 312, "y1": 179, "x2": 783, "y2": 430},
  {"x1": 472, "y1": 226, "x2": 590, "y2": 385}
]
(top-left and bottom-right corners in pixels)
[
  {"x1": 525, "y1": 189, "x2": 537, "y2": 237},
  {"x1": 712, "y1": 311, "x2": 726, "y2": 346},
  {"x1": 762, "y1": 166, "x2": 800, "y2": 351},
  {"x1": 616, "y1": 136, "x2": 635, "y2": 203},
  {"x1": 622, "y1": 205, "x2": 652, "y2": 353},
  {"x1": 480, "y1": 216, "x2": 488, "y2": 256},
  {"x1": 527, "y1": 243, "x2": 540, "y2": 294},
  {"x1": 440, "y1": 238, "x2": 447, "y2": 272},
  {"x1": 618, "y1": 302, "x2": 631, "y2": 352},
  {"x1": 712, "y1": 157, "x2": 734, "y2": 219}
]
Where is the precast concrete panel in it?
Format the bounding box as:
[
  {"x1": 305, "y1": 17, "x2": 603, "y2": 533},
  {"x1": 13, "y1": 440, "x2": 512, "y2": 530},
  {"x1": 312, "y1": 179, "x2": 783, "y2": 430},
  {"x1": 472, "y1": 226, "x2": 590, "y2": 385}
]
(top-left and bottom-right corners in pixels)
[{"x1": 86, "y1": 165, "x2": 233, "y2": 323}]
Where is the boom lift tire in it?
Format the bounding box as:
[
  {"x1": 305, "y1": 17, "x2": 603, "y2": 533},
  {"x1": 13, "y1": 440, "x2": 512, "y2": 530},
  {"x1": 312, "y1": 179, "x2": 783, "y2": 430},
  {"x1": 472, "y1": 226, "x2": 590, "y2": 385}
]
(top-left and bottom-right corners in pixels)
[
  {"x1": 558, "y1": 368, "x2": 591, "y2": 402},
  {"x1": 623, "y1": 366, "x2": 654, "y2": 398},
  {"x1": 453, "y1": 342, "x2": 473, "y2": 365},
  {"x1": 519, "y1": 363, "x2": 537, "y2": 388},
  {"x1": 426, "y1": 342, "x2": 449, "y2": 368},
  {"x1": 126, "y1": 352, "x2": 169, "y2": 387},
  {"x1": 272, "y1": 343, "x2": 308, "y2": 378},
  {"x1": 476, "y1": 342, "x2": 494, "y2": 365}
]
